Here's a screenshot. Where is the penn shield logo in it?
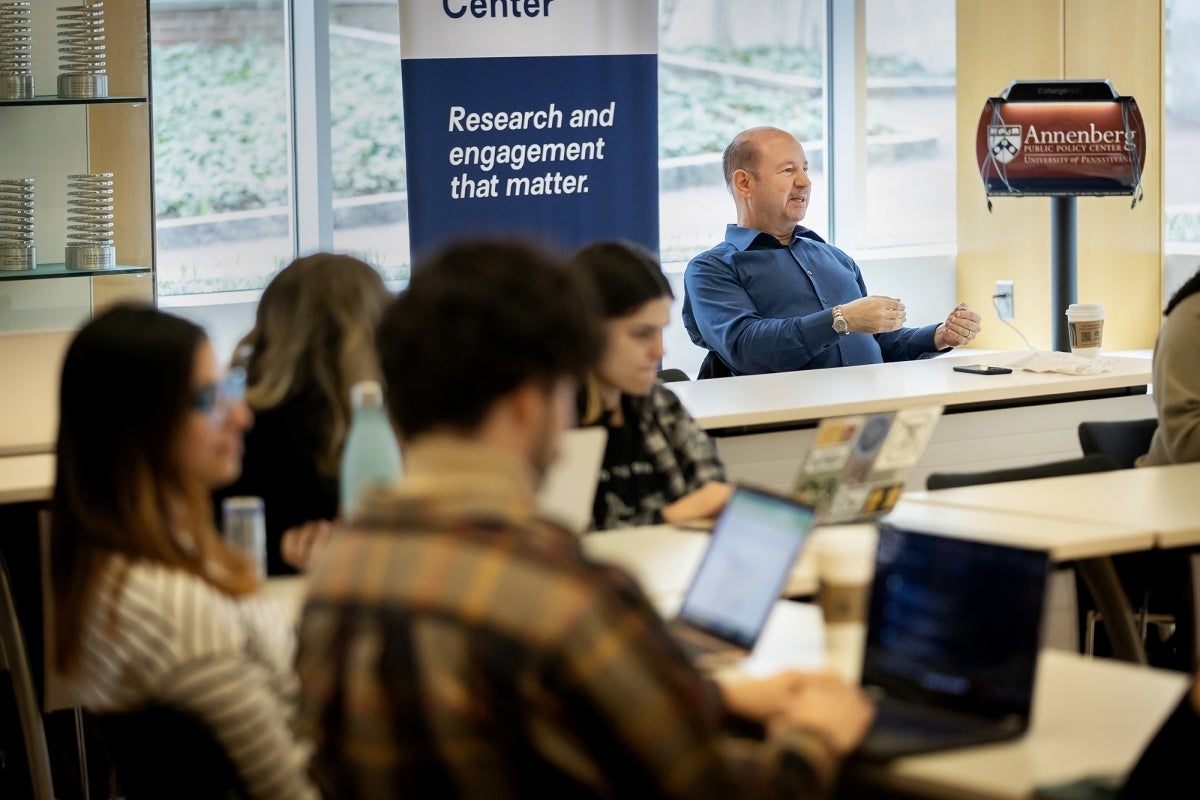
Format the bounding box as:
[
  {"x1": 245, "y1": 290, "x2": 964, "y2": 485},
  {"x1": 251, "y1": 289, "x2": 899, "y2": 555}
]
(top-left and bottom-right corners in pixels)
[{"x1": 988, "y1": 124, "x2": 1022, "y2": 163}]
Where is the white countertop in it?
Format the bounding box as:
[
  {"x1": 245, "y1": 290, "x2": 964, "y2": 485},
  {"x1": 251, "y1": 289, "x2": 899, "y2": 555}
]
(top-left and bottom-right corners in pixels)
[
  {"x1": 669, "y1": 351, "x2": 1152, "y2": 431},
  {"x1": 884, "y1": 499, "x2": 1155, "y2": 562},
  {"x1": 0, "y1": 452, "x2": 54, "y2": 505},
  {"x1": 867, "y1": 650, "x2": 1189, "y2": 800},
  {"x1": 903, "y1": 461, "x2": 1200, "y2": 550}
]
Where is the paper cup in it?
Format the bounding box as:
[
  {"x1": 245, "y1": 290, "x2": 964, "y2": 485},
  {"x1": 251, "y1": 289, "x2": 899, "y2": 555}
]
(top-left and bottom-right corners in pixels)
[
  {"x1": 1066, "y1": 303, "x2": 1104, "y2": 358},
  {"x1": 813, "y1": 525, "x2": 877, "y2": 683}
]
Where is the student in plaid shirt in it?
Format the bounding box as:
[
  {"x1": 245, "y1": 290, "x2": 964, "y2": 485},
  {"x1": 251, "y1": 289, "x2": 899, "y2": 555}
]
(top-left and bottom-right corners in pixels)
[{"x1": 295, "y1": 238, "x2": 873, "y2": 799}]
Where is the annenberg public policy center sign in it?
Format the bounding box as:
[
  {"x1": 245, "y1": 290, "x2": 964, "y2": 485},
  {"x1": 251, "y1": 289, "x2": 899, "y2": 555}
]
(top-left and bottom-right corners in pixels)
[{"x1": 975, "y1": 80, "x2": 1146, "y2": 201}]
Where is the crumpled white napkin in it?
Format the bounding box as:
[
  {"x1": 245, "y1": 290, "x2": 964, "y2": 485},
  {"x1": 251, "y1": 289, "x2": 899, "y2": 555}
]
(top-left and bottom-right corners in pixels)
[{"x1": 1000, "y1": 350, "x2": 1115, "y2": 375}]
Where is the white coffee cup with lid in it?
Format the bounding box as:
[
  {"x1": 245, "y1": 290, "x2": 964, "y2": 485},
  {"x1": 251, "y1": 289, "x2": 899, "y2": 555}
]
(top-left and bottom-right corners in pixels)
[{"x1": 1066, "y1": 303, "x2": 1105, "y2": 358}]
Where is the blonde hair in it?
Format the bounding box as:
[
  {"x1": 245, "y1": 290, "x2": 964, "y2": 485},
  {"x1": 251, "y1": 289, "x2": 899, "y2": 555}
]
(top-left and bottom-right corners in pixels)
[{"x1": 234, "y1": 253, "x2": 391, "y2": 476}]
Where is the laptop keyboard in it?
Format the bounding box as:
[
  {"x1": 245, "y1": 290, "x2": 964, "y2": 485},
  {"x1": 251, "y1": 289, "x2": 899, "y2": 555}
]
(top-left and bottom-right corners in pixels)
[
  {"x1": 872, "y1": 703, "x2": 983, "y2": 740},
  {"x1": 856, "y1": 701, "x2": 1019, "y2": 760}
]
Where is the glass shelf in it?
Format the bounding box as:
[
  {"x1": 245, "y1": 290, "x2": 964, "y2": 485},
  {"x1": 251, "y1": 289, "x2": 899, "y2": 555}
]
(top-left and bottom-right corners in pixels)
[
  {"x1": 0, "y1": 263, "x2": 151, "y2": 281},
  {"x1": 0, "y1": 94, "x2": 147, "y2": 108}
]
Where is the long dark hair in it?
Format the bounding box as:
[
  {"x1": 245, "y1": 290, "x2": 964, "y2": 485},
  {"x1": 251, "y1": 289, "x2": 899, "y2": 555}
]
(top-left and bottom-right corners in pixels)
[
  {"x1": 569, "y1": 241, "x2": 674, "y2": 423},
  {"x1": 570, "y1": 240, "x2": 673, "y2": 319},
  {"x1": 1165, "y1": 266, "x2": 1200, "y2": 316},
  {"x1": 51, "y1": 304, "x2": 255, "y2": 674}
]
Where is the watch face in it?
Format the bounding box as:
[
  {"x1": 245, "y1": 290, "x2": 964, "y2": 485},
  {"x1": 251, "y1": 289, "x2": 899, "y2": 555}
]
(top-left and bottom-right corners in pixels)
[{"x1": 833, "y1": 314, "x2": 849, "y2": 334}]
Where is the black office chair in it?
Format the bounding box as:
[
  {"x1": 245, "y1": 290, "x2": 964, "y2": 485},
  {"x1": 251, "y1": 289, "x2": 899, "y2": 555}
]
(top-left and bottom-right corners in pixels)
[
  {"x1": 1077, "y1": 418, "x2": 1189, "y2": 668},
  {"x1": 97, "y1": 706, "x2": 248, "y2": 800},
  {"x1": 1077, "y1": 417, "x2": 1158, "y2": 469},
  {"x1": 696, "y1": 350, "x2": 733, "y2": 379},
  {"x1": 657, "y1": 368, "x2": 690, "y2": 383},
  {"x1": 924, "y1": 453, "x2": 1119, "y2": 490}
]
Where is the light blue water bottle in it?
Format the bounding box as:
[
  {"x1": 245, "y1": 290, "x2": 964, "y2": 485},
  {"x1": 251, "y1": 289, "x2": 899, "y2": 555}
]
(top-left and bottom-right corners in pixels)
[{"x1": 339, "y1": 380, "x2": 402, "y2": 521}]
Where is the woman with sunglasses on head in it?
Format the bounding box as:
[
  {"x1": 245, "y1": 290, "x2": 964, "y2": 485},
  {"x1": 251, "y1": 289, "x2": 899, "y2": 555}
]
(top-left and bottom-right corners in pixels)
[
  {"x1": 570, "y1": 240, "x2": 733, "y2": 530},
  {"x1": 50, "y1": 304, "x2": 319, "y2": 800},
  {"x1": 213, "y1": 253, "x2": 392, "y2": 574}
]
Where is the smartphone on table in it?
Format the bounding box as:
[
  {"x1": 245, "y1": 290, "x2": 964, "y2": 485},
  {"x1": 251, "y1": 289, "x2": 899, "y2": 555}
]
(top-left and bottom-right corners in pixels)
[{"x1": 953, "y1": 364, "x2": 1013, "y2": 375}]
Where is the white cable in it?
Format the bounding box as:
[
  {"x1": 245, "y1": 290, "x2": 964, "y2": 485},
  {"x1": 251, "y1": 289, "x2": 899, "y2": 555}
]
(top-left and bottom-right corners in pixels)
[{"x1": 993, "y1": 293, "x2": 1041, "y2": 350}]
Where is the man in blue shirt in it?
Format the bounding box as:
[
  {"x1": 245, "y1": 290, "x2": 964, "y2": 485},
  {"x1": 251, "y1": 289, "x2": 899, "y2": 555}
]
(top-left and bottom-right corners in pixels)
[{"x1": 682, "y1": 126, "x2": 981, "y2": 376}]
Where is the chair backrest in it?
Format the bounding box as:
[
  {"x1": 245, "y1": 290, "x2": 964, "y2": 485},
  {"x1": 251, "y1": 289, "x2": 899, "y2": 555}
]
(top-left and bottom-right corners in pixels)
[
  {"x1": 696, "y1": 350, "x2": 733, "y2": 380},
  {"x1": 97, "y1": 705, "x2": 248, "y2": 800},
  {"x1": 0, "y1": 553, "x2": 56, "y2": 800},
  {"x1": 925, "y1": 453, "x2": 1119, "y2": 490},
  {"x1": 1077, "y1": 418, "x2": 1158, "y2": 470},
  {"x1": 657, "y1": 368, "x2": 690, "y2": 383}
]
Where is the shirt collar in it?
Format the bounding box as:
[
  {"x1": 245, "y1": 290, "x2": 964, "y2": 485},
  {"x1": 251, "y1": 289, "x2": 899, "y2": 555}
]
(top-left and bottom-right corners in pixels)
[
  {"x1": 356, "y1": 435, "x2": 541, "y2": 531},
  {"x1": 725, "y1": 223, "x2": 800, "y2": 250}
]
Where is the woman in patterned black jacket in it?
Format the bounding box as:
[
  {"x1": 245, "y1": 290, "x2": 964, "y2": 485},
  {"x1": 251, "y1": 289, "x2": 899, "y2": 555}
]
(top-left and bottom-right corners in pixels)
[{"x1": 571, "y1": 240, "x2": 732, "y2": 531}]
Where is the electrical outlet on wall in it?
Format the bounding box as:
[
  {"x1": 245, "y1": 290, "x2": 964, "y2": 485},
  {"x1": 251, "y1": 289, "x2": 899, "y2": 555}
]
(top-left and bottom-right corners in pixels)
[{"x1": 995, "y1": 280, "x2": 1014, "y2": 321}]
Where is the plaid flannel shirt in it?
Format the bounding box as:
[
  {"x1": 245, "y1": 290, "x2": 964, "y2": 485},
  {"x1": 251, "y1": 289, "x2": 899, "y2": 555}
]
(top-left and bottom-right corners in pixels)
[{"x1": 295, "y1": 437, "x2": 837, "y2": 800}]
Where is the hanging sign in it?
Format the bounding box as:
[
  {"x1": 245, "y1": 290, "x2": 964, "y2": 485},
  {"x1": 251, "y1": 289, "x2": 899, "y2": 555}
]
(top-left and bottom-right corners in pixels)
[{"x1": 976, "y1": 80, "x2": 1146, "y2": 200}]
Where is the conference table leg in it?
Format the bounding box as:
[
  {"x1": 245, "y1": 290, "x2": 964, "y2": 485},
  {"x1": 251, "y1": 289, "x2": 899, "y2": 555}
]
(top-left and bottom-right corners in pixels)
[{"x1": 1076, "y1": 557, "x2": 1147, "y2": 665}]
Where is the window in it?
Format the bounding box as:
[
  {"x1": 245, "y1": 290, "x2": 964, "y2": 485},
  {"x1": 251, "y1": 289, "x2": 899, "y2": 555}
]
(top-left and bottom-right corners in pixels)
[
  {"x1": 151, "y1": 0, "x2": 957, "y2": 363},
  {"x1": 150, "y1": 0, "x2": 291, "y2": 297},
  {"x1": 862, "y1": 0, "x2": 955, "y2": 249},
  {"x1": 658, "y1": 0, "x2": 828, "y2": 266},
  {"x1": 1165, "y1": 0, "x2": 1200, "y2": 249},
  {"x1": 329, "y1": 3, "x2": 408, "y2": 281}
]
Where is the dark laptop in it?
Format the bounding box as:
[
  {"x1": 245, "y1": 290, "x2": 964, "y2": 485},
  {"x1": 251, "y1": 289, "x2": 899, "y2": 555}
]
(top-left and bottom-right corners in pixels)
[
  {"x1": 669, "y1": 485, "x2": 817, "y2": 669},
  {"x1": 854, "y1": 523, "x2": 1050, "y2": 761}
]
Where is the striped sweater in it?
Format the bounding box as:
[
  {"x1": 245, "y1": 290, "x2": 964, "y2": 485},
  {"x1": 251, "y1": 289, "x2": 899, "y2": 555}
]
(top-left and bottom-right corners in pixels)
[{"x1": 69, "y1": 556, "x2": 320, "y2": 800}]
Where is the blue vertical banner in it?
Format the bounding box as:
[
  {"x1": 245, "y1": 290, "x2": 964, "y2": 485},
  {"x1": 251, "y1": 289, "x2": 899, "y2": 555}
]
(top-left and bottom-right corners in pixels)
[{"x1": 398, "y1": 1, "x2": 659, "y2": 261}]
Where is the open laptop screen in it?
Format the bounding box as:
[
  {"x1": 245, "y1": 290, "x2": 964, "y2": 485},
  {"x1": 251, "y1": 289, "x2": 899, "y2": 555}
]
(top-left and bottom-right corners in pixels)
[
  {"x1": 676, "y1": 486, "x2": 816, "y2": 650},
  {"x1": 863, "y1": 524, "x2": 1050, "y2": 719}
]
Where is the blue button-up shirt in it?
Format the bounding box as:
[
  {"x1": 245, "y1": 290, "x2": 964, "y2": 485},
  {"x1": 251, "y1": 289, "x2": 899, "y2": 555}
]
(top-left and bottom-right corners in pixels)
[{"x1": 682, "y1": 224, "x2": 942, "y2": 375}]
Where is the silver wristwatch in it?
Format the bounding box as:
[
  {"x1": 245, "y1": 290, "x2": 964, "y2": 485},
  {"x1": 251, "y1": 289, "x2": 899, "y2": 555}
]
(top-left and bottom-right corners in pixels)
[{"x1": 832, "y1": 305, "x2": 849, "y2": 335}]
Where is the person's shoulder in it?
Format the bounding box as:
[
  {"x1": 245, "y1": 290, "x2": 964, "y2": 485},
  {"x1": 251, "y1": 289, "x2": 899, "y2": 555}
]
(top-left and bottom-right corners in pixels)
[
  {"x1": 646, "y1": 382, "x2": 685, "y2": 412},
  {"x1": 98, "y1": 559, "x2": 261, "y2": 658},
  {"x1": 687, "y1": 239, "x2": 737, "y2": 269}
]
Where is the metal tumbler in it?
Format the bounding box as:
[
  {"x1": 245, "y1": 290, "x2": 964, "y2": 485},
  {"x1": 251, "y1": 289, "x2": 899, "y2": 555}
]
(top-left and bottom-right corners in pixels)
[{"x1": 221, "y1": 496, "x2": 266, "y2": 580}]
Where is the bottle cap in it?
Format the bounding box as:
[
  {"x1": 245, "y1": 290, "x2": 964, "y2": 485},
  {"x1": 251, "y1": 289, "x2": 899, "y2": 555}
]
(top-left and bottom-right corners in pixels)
[{"x1": 350, "y1": 380, "x2": 384, "y2": 408}]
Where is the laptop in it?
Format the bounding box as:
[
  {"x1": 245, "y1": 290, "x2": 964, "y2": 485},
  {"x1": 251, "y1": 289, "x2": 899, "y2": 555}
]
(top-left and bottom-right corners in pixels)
[
  {"x1": 853, "y1": 523, "x2": 1051, "y2": 761},
  {"x1": 668, "y1": 485, "x2": 818, "y2": 669},
  {"x1": 536, "y1": 427, "x2": 608, "y2": 533},
  {"x1": 793, "y1": 404, "x2": 943, "y2": 524}
]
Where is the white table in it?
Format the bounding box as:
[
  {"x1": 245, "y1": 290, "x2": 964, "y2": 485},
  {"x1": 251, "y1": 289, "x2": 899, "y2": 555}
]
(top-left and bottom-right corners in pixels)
[
  {"x1": 670, "y1": 352, "x2": 1152, "y2": 431},
  {"x1": 580, "y1": 522, "x2": 826, "y2": 612},
  {"x1": 904, "y1": 462, "x2": 1200, "y2": 550},
  {"x1": 884, "y1": 500, "x2": 1154, "y2": 562},
  {"x1": 855, "y1": 650, "x2": 1190, "y2": 800},
  {"x1": 0, "y1": 454, "x2": 54, "y2": 505},
  {"x1": 670, "y1": 352, "x2": 1155, "y2": 495}
]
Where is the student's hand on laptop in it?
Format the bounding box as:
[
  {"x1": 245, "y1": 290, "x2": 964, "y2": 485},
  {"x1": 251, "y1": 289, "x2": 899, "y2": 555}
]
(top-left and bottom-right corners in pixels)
[
  {"x1": 718, "y1": 671, "x2": 850, "y2": 723},
  {"x1": 280, "y1": 519, "x2": 333, "y2": 572},
  {"x1": 770, "y1": 679, "x2": 875, "y2": 757},
  {"x1": 660, "y1": 481, "x2": 733, "y2": 526}
]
